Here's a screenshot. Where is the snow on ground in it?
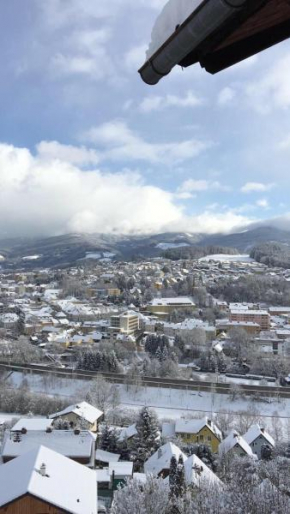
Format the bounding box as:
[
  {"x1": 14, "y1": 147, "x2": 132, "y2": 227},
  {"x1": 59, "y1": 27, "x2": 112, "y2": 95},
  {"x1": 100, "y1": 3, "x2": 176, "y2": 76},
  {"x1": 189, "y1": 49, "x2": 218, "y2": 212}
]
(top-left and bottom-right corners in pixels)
[
  {"x1": 103, "y1": 252, "x2": 115, "y2": 258},
  {"x1": 85, "y1": 252, "x2": 101, "y2": 259},
  {"x1": 7, "y1": 372, "x2": 288, "y2": 429},
  {"x1": 199, "y1": 254, "x2": 254, "y2": 263},
  {"x1": 146, "y1": 0, "x2": 203, "y2": 58},
  {"x1": 22, "y1": 255, "x2": 41, "y2": 260},
  {"x1": 156, "y1": 243, "x2": 190, "y2": 250}
]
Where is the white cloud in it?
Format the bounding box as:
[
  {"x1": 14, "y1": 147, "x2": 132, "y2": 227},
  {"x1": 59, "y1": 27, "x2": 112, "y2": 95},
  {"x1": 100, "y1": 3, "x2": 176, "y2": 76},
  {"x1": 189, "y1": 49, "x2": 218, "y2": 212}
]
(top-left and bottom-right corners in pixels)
[
  {"x1": 169, "y1": 210, "x2": 253, "y2": 235},
  {"x1": 241, "y1": 182, "x2": 275, "y2": 193},
  {"x1": 217, "y1": 87, "x2": 236, "y2": 106},
  {"x1": 0, "y1": 142, "x2": 181, "y2": 237},
  {"x1": 0, "y1": 141, "x2": 253, "y2": 238},
  {"x1": 246, "y1": 53, "x2": 290, "y2": 113},
  {"x1": 177, "y1": 179, "x2": 230, "y2": 196},
  {"x1": 278, "y1": 134, "x2": 290, "y2": 150},
  {"x1": 36, "y1": 141, "x2": 100, "y2": 166},
  {"x1": 49, "y1": 27, "x2": 115, "y2": 81},
  {"x1": 256, "y1": 198, "x2": 269, "y2": 209},
  {"x1": 140, "y1": 91, "x2": 203, "y2": 112},
  {"x1": 125, "y1": 45, "x2": 147, "y2": 71},
  {"x1": 40, "y1": 0, "x2": 166, "y2": 29},
  {"x1": 83, "y1": 120, "x2": 209, "y2": 164}
]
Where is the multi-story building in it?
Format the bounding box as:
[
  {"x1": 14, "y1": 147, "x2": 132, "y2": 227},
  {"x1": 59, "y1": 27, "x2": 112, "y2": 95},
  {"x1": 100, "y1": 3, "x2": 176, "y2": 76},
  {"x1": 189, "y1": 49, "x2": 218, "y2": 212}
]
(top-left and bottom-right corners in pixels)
[
  {"x1": 146, "y1": 297, "x2": 195, "y2": 318},
  {"x1": 230, "y1": 309, "x2": 270, "y2": 331},
  {"x1": 110, "y1": 310, "x2": 139, "y2": 335}
]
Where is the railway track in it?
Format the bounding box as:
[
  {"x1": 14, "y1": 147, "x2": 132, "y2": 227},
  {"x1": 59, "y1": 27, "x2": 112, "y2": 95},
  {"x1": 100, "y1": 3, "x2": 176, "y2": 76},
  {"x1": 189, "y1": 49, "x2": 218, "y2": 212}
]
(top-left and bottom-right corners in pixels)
[{"x1": 0, "y1": 361, "x2": 289, "y2": 398}]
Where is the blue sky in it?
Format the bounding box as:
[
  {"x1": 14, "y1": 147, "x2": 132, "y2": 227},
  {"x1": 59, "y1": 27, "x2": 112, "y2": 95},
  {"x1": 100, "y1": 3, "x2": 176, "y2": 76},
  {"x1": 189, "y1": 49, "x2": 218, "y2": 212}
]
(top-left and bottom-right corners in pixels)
[{"x1": 0, "y1": 0, "x2": 290, "y2": 237}]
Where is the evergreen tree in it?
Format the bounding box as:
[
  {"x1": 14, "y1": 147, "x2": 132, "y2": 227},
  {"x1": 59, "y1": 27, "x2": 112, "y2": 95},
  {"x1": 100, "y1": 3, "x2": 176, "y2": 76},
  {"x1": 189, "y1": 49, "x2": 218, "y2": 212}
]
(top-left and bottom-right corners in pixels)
[
  {"x1": 175, "y1": 455, "x2": 186, "y2": 498},
  {"x1": 100, "y1": 425, "x2": 111, "y2": 451},
  {"x1": 169, "y1": 455, "x2": 178, "y2": 497},
  {"x1": 132, "y1": 407, "x2": 160, "y2": 468},
  {"x1": 108, "y1": 428, "x2": 119, "y2": 454}
]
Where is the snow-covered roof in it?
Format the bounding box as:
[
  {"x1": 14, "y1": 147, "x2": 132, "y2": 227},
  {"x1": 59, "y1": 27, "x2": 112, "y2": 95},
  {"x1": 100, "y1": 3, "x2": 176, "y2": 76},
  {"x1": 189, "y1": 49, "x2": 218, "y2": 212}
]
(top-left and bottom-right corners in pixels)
[
  {"x1": 175, "y1": 417, "x2": 222, "y2": 440},
  {"x1": 162, "y1": 422, "x2": 176, "y2": 438},
  {"x1": 243, "y1": 425, "x2": 275, "y2": 448},
  {"x1": 12, "y1": 418, "x2": 54, "y2": 432},
  {"x1": 146, "y1": 0, "x2": 203, "y2": 59},
  {"x1": 0, "y1": 445, "x2": 97, "y2": 514},
  {"x1": 184, "y1": 454, "x2": 222, "y2": 488},
  {"x1": 118, "y1": 424, "x2": 137, "y2": 442},
  {"x1": 133, "y1": 473, "x2": 147, "y2": 484},
  {"x1": 2, "y1": 430, "x2": 96, "y2": 460},
  {"x1": 109, "y1": 461, "x2": 133, "y2": 478},
  {"x1": 231, "y1": 310, "x2": 269, "y2": 316},
  {"x1": 95, "y1": 449, "x2": 120, "y2": 463},
  {"x1": 49, "y1": 401, "x2": 103, "y2": 424},
  {"x1": 219, "y1": 430, "x2": 254, "y2": 457},
  {"x1": 144, "y1": 442, "x2": 186, "y2": 475},
  {"x1": 149, "y1": 297, "x2": 194, "y2": 306}
]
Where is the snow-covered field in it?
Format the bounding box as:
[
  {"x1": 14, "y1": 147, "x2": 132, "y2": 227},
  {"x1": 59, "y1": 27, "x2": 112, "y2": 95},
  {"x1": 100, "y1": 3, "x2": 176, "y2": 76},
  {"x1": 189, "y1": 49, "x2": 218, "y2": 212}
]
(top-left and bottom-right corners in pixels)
[
  {"x1": 6, "y1": 372, "x2": 288, "y2": 427},
  {"x1": 22, "y1": 255, "x2": 41, "y2": 260},
  {"x1": 85, "y1": 252, "x2": 101, "y2": 259},
  {"x1": 199, "y1": 254, "x2": 254, "y2": 263},
  {"x1": 156, "y1": 243, "x2": 190, "y2": 250}
]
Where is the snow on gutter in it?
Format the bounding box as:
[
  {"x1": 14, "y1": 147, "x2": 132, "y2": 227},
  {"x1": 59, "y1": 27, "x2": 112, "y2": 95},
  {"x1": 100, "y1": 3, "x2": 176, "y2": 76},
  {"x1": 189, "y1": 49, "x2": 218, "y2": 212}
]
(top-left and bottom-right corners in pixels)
[{"x1": 139, "y1": 0, "x2": 248, "y2": 85}]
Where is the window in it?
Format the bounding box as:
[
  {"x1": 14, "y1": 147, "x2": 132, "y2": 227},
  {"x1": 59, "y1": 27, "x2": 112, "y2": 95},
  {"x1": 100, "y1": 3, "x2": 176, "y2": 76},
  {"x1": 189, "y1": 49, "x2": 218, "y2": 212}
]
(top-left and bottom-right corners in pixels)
[{"x1": 200, "y1": 435, "x2": 204, "y2": 442}]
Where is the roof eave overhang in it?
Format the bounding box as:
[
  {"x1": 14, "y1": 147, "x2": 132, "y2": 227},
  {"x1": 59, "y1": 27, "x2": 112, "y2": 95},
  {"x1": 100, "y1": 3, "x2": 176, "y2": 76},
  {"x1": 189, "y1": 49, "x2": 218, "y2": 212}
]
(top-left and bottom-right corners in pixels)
[{"x1": 138, "y1": 0, "x2": 266, "y2": 85}]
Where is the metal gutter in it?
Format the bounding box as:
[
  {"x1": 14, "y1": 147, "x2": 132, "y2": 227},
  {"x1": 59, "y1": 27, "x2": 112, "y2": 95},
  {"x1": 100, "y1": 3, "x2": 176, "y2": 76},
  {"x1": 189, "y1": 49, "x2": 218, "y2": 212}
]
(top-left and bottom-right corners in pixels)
[{"x1": 138, "y1": 0, "x2": 249, "y2": 85}]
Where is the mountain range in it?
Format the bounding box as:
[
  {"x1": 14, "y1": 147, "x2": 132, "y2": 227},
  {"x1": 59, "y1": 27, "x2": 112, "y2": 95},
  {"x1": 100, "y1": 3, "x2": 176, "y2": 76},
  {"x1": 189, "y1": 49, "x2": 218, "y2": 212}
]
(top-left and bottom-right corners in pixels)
[{"x1": 0, "y1": 226, "x2": 290, "y2": 269}]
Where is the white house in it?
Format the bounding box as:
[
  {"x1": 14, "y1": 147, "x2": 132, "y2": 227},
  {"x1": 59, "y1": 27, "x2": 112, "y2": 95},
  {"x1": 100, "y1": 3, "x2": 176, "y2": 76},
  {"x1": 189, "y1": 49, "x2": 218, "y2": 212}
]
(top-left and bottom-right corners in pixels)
[
  {"x1": 144, "y1": 442, "x2": 186, "y2": 477},
  {"x1": 218, "y1": 430, "x2": 255, "y2": 458},
  {"x1": 243, "y1": 425, "x2": 275, "y2": 459}
]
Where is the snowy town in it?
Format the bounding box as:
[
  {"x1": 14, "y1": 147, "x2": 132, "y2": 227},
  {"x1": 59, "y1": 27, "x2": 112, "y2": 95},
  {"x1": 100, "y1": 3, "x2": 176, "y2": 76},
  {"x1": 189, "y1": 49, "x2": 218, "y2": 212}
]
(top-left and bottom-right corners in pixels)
[
  {"x1": 1, "y1": 250, "x2": 290, "y2": 512},
  {"x1": 1, "y1": 0, "x2": 290, "y2": 512}
]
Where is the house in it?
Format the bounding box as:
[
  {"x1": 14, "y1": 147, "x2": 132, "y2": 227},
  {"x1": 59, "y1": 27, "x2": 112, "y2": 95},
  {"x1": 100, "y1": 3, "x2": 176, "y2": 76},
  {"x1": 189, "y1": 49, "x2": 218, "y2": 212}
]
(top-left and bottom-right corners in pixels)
[
  {"x1": 243, "y1": 425, "x2": 275, "y2": 459},
  {"x1": 144, "y1": 442, "x2": 186, "y2": 477},
  {"x1": 184, "y1": 453, "x2": 222, "y2": 489},
  {"x1": 175, "y1": 417, "x2": 222, "y2": 453},
  {"x1": 218, "y1": 430, "x2": 254, "y2": 459},
  {"x1": 95, "y1": 449, "x2": 120, "y2": 468},
  {"x1": 49, "y1": 401, "x2": 103, "y2": 432},
  {"x1": 0, "y1": 445, "x2": 97, "y2": 514},
  {"x1": 118, "y1": 424, "x2": 138, "y2": 445},
  {"x1": 11, "y1": 418, "x2": 54, "y2": 432},
  {"x1": 97, "y1": 461, "x2": 133, "y2": 509},
  {"x1": 1, "y1": 429, "x2": 96, "y2": 466},
  {"x1": 139, "y1": 0, "x2": 290, "y2": 82}
]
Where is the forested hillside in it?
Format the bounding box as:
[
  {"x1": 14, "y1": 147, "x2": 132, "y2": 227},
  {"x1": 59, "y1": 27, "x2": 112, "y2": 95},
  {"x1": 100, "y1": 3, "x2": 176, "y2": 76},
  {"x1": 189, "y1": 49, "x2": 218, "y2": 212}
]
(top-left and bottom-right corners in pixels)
[
  {"x1": 251, "y1": 243, "x2": 290, "y2": 269},
  {"x1": 163, "y1": 245, "x2": 238, "y2": 260}
]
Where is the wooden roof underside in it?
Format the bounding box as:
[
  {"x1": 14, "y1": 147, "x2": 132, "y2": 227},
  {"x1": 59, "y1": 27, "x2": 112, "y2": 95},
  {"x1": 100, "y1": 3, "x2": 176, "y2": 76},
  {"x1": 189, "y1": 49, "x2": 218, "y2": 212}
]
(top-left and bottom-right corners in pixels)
[{"x1": 179, "y1": 0, "x2": 290, "y2": 74}]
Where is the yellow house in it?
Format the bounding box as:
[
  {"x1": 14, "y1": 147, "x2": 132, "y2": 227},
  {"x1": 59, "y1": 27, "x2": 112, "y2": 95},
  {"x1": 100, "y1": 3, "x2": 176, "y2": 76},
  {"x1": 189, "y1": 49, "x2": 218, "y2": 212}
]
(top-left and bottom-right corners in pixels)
[{"x1": 175, "y1": 417, "x2": 222, "y2": 454}]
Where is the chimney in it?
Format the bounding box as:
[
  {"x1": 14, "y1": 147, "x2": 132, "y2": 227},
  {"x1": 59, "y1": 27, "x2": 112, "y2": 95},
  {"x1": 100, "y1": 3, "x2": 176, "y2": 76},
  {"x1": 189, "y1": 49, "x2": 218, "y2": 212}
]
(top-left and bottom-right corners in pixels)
[
  {"x1": 208, "y1": 419, "x2": 212, "y2": 426},
  {"x1": 40, "y1": 463, "x2": 46, "y2": 477},
  {"x1": 261, "y1": 428, "x2": 265, "y2": 433},
  {"x1": 46, "y1": 427, "x2": 53, "y2": 433},
  {"x1": 74, "y1": 428, "x2": 80, "y2": 435}
]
